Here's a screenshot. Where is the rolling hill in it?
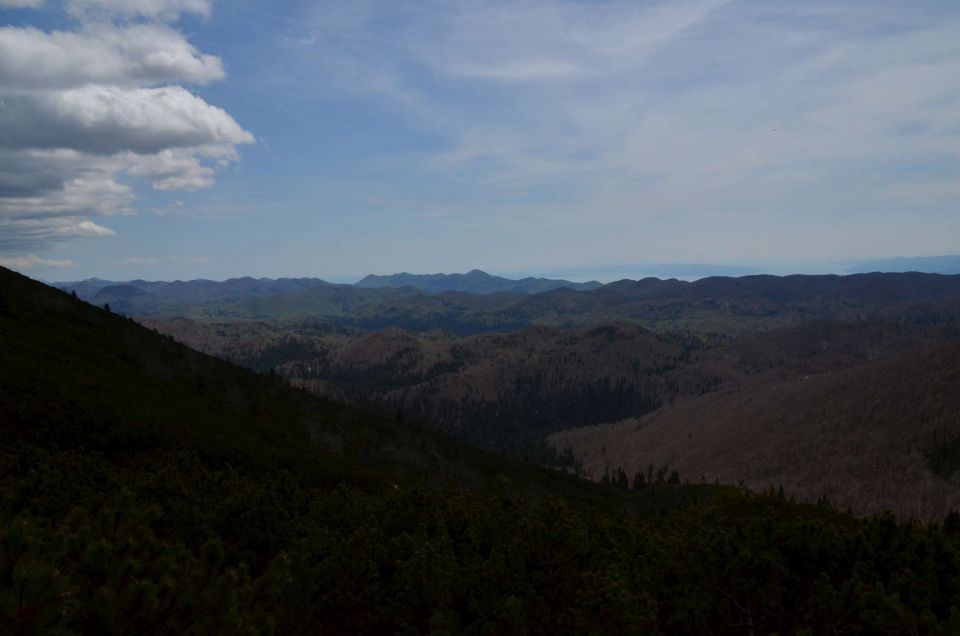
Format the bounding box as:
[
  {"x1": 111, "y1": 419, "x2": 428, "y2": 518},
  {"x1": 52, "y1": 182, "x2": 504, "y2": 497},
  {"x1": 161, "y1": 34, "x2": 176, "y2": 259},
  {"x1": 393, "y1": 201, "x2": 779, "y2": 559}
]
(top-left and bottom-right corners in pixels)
[
  {"x1": 61, "y1": 271, "x2": 960, "y2": 339},
  {"x1": 142, "y1": 302, "x2": 960, "y2": 466},
  {"x1": 552, "y1": 337, "x2": 960, "y2": 518},
  {"x1": 138, "y1": 319, "x2": 726, "y2": 457}
]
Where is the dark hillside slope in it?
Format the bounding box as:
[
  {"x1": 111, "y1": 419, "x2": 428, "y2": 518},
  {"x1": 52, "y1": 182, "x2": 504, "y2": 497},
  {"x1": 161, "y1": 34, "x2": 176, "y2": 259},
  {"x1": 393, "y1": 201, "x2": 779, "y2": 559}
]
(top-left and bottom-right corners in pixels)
[
  {"x1": 0, "y1": 266, "x2": 705, "y2": 630},
  {"x1": 0, "y1": 266, "x2": 647, "y2": 505}
]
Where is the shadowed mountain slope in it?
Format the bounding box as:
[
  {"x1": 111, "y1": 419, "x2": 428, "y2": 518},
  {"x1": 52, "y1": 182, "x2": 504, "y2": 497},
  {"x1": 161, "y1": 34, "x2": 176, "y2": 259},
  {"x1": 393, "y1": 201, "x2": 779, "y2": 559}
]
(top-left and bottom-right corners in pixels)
[{"x1": 1, "y1": 266, "x2": 644, "y2": 506}]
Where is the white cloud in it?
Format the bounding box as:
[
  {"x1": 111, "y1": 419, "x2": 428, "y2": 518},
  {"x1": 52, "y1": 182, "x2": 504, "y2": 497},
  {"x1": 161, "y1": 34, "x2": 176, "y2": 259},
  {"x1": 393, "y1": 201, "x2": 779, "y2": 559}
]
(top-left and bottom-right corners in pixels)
[
  {"x1": 0, "y1": 86, "x2": 253, "y2": 154},
  {"x1": 65, "y1": 0, "x2": 211, "y2": 21},
  {"x1": 0, "y1": 217, "x2": 116, "y2": 251},
  {"x1": 128, "y1": 151, "x2": 216, "y2": 191},
  {"x1": 0, "y1": 24, "x2": 225, "y2": 89},
  {"x1": 415, "y1": 0, "x2": 730, "y2": 83},
  {"x1": 151, "y1": 199, "x2": 185, "y2": 215},
  {"x1": 0, "y1": 0, "x2": 44, "y2": 8},
  {"x1": 0, "y1": 0, "x2": 251, "y2": 253},
  {"x1": 0, "y1": 254, "x2": 75, "y2": 269},
  {"x1": 0, "y1": 149, "x2": 135, "y2": 216},
  {"x1": 116, "y1": 256, "x2": 161, "y2": 265}
]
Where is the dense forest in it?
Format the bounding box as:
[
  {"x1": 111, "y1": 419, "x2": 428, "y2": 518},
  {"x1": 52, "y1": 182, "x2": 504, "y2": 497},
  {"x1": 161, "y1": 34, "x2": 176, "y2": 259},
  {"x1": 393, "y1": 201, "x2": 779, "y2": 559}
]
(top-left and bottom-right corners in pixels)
[{"x1": 7, "y1": 267, "x2": 960, "y2": 633}]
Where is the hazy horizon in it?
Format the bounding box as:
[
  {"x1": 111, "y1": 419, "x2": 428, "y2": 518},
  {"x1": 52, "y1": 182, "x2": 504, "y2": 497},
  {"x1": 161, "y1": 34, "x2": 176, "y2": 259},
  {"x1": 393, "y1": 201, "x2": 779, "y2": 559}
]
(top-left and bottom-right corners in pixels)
[{"x1": 34, "y1": 253, "x2": 959, "y2": 287}]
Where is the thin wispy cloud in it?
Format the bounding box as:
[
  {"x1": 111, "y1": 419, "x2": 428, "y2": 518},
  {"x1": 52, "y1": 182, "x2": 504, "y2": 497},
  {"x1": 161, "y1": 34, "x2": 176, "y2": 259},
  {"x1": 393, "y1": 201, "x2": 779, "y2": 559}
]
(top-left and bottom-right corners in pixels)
[
  {"x1": 286, "y1": 0, "x2": 960, "y2": 266},
  {"x1": 115, "y1": 256, "x2": 161, "y2": 265},
  {"x1": 0, "y1": 254, "x2": 74, "y2": 269},
  {"x1": 113, "y1": 254, "x2": 210, "y2": 266}
]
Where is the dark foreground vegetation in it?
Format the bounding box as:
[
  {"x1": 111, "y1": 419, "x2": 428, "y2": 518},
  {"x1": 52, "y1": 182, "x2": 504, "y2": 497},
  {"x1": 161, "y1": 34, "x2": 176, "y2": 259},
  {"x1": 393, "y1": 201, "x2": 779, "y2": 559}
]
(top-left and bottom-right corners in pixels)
[{"x1": 5, "y1": 266, "x2": 960, "y2": 634}]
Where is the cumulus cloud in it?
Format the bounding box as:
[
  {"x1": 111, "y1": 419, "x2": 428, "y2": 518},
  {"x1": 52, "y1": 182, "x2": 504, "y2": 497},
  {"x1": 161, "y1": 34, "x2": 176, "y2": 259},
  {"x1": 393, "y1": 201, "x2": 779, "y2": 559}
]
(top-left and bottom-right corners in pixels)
[
  {"x1": 0, "y1": 86, "x2": 252, "y2": 154},
  {"x1": 0, "y1": 0, "x2": 251, "y2": 253},
  {"x1": 0, "y1": 149, "x2": 135, "y2": 215},
  {"x1": 127, "y1": 151, "x2": 216, "y2": 191},
  {"x1": 0, "y1": 24, "x2": 225, "y2": 89},
  {"x1": 0, "y1": 254, "x2": 75, "y2": 269}
]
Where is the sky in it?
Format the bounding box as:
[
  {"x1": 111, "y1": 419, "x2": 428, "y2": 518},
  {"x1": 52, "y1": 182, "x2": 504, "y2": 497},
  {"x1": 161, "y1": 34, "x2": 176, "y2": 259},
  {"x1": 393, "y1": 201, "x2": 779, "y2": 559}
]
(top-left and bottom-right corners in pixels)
[{"x1": 0, "y1": 0, "x2": 959, "y2": 282}]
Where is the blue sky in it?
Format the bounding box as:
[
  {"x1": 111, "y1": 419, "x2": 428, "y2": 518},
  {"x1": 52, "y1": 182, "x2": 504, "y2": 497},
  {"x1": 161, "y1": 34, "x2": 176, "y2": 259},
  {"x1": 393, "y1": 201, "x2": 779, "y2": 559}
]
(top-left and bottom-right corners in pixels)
[{"x1": 1, "y1": 0, "x2": 959, "y2": 282}]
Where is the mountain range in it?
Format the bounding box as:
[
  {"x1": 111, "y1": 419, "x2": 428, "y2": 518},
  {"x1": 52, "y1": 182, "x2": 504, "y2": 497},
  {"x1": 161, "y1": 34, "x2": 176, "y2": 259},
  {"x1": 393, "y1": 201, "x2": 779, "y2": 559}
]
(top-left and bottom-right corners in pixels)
[
  {"x1": 56, "y1": 268, "x2": 597, "y2": 305},
  {"x1": 58, "y1": 271, "x2": 960, "y2": 337},
  {"x1": 845, "y1": 254, "x2": 960, "y2": 275}
]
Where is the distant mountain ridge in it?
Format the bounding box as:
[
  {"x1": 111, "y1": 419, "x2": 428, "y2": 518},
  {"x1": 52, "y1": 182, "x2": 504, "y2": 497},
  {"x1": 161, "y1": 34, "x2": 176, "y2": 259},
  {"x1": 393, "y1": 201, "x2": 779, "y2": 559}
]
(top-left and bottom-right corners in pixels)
[
  {"x1": 56, "y1": 271, "x2": 960, "y2": 336},
  {"x1": 846, "y1": 254, "x2": 960, "y2": 275},
  {"x1": 58, "y1": 275, "x2": 335, "y2": 299},
  {"x1": 355, "y1": 269, "x2": 603, "y2": 294}
]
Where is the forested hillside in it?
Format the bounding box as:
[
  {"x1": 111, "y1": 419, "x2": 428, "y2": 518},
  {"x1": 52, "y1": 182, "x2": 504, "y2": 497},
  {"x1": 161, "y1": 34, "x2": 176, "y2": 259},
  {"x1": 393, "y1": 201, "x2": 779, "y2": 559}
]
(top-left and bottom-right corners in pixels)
[
  {"x1": 552, "y1": 337, "x2": 960, "y2": 518},
  {"x1": 143, "y1": 304, "x2": 960, "y2": 469},
  {"x1": 8, "y1": 266, "x2": 960, "y2": 632},
  {"x1": 139, "y1": 320, "x2": 726, "y2": 458}
]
